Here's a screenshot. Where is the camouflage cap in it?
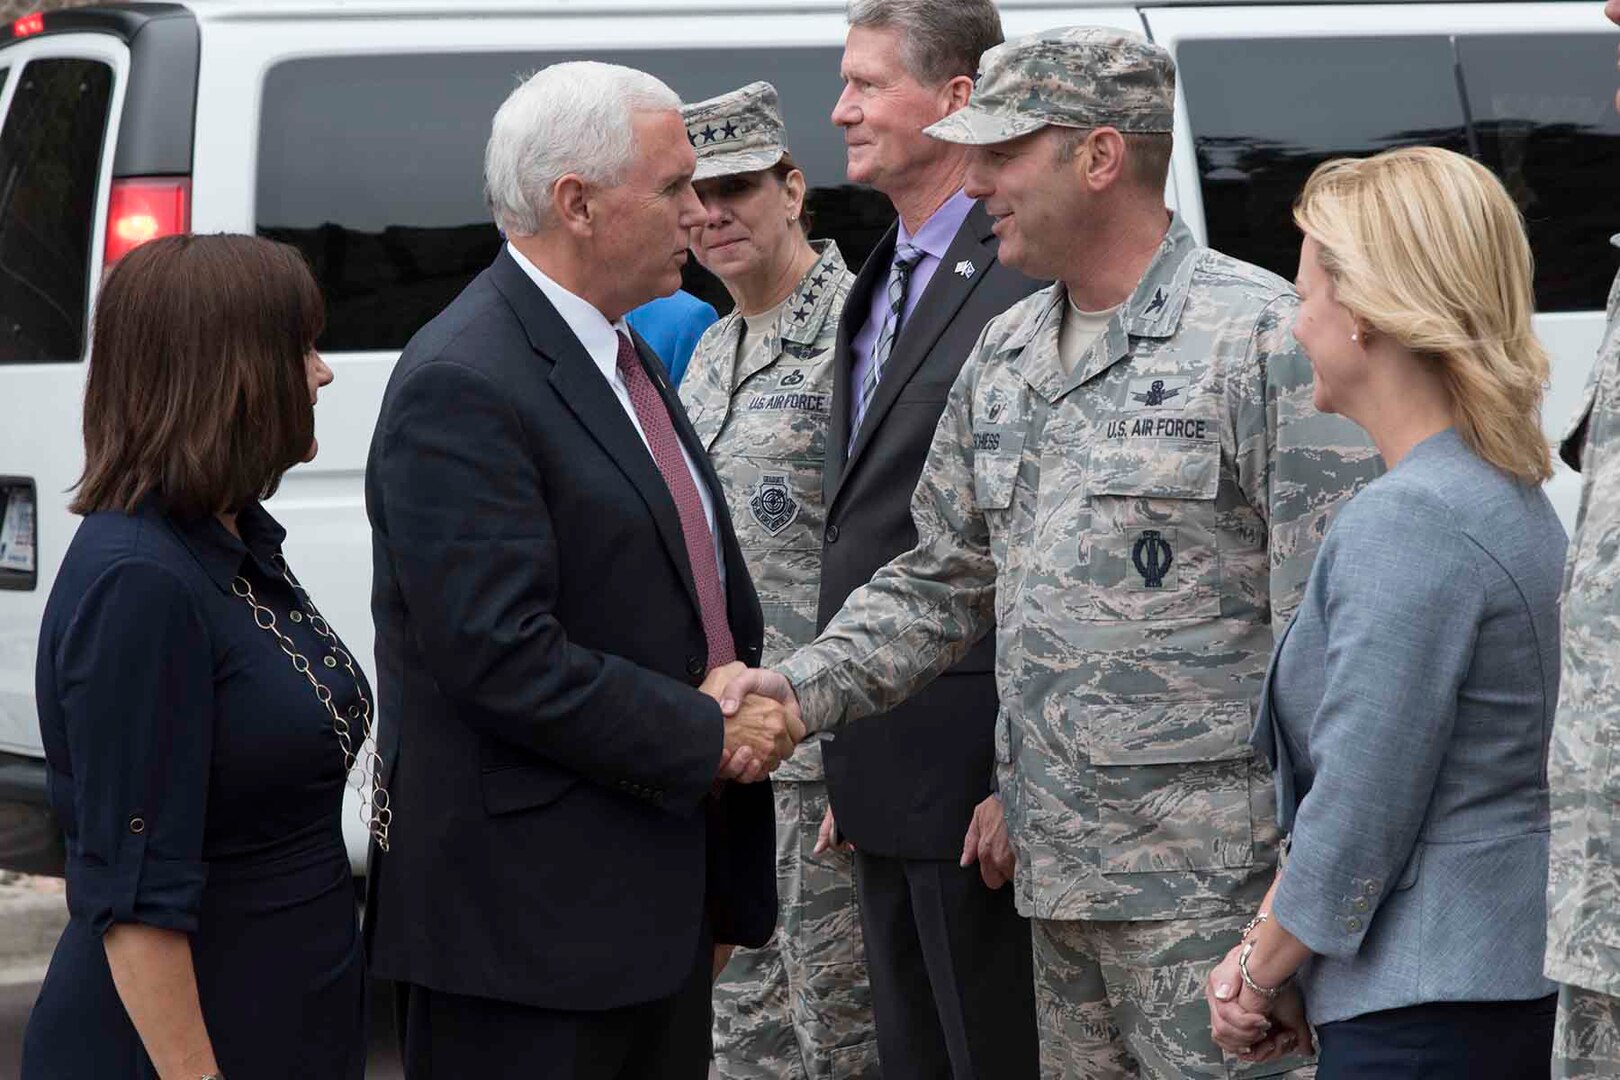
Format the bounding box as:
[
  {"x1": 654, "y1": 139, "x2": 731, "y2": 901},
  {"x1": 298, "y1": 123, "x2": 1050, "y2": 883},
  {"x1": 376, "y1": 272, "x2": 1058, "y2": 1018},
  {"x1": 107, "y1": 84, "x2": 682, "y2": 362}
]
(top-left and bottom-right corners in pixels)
[
  {"x1": 925, "y1": 27, "x2": 1176, "y2": 146},
  {"x1": 682, "y1": 80, "x2": 789, "y2": 181}
]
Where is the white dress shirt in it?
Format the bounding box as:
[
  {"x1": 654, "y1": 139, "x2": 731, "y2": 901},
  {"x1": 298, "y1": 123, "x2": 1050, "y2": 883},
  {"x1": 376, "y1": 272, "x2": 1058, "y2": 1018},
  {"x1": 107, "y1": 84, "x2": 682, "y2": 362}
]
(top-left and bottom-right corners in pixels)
[{"x1": 507, "y1": 243, "x2": 725, "y2": 587}]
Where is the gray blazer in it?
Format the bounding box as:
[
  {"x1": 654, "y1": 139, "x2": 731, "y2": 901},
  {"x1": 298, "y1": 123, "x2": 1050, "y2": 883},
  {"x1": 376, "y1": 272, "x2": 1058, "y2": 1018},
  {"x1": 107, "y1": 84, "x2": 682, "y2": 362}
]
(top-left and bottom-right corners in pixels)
[{"x1": 1252, "y1": 428, "x2": 1565, "y2": 1025}]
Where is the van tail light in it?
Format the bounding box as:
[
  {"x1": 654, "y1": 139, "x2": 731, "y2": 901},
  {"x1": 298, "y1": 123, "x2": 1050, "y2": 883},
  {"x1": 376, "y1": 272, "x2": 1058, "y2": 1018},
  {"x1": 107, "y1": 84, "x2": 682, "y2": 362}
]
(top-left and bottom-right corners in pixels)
[
  {"x1": 11, "y1": 12, "x2": 44, "y2": 38},
  {"x1": 104, "y1": 177, "x2": 190, "y2": 265}
]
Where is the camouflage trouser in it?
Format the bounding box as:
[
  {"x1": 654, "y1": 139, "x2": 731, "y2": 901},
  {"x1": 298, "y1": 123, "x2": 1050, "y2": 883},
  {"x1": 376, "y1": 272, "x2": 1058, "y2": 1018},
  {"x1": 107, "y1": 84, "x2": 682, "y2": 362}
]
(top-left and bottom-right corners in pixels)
[
  {"x1": 1553, "y1": 983, "x2": 1620, "y2": 1078},
  {"x1": 713, "y1": 780, "x2": 880, "y2": 1079},
  {"x1": 1031, "y1": 915, "x2": 1316, "y2": 1080}
]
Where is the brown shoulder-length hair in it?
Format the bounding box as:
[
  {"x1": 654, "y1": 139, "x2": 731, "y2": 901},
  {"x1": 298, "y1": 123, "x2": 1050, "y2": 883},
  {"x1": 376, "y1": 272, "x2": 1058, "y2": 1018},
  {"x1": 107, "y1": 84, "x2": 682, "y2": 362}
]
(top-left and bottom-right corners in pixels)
[{"x1": 72, "y1": 234, "x2": 325, "y2": 521}]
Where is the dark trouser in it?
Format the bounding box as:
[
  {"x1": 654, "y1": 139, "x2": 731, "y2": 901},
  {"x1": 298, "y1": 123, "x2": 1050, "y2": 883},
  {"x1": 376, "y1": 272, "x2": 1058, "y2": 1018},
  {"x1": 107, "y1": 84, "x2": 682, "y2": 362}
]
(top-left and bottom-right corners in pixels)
[
  {"x1": 1317, "y1": 994, "x2": 1557, "y2": 1080},
  {"x1": 854, "y1": 849, "x2": 1039, "y2": 1080},
  {"x1": 394, "y1": 933, "x2": 713, "y2": 1080}
]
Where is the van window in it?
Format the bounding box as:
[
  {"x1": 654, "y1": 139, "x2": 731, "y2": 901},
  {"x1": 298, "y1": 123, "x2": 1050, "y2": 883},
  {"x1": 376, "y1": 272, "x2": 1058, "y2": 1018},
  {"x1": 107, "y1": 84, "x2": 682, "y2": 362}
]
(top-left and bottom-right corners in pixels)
[
  {"x1": 1178, "y1": 36, "x2": 1469, "y2": 287},
  {"x1": 0, "y1": 58, "x2": 115, "y2": 365},
  {"x1": 1458, "y1": 34, "x2": 1620, "y2": 313},
  {"x1": 257, "y1": 51, "x2": 892, "y2": 351}
]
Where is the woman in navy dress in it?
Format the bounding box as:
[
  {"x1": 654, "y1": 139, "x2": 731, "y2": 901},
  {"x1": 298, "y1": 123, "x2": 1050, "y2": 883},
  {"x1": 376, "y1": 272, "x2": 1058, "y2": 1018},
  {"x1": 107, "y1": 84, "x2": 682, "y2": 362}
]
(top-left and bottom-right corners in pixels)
[{"x1": 22, "y1": 234, "x2": 380, "y2": 1079}]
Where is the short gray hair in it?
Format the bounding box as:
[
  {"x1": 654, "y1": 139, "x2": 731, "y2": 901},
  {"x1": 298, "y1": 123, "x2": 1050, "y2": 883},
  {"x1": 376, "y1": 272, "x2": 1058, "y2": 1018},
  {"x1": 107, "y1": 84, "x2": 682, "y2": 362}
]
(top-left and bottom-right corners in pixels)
[
  {"x1": 846, "y1": 0, "x2": 1003, "y2": 86},
  {"x1": 485, "y1": 61, "x2": 681, "y2": 237},
  {"x1": 1053, "y1": 127, "x2": 1175, "y2": 191}
]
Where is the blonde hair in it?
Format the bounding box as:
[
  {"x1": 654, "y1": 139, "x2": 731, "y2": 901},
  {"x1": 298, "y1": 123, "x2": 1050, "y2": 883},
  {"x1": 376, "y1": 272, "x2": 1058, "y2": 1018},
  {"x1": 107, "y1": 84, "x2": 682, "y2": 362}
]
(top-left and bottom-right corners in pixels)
[{"x1": 1293, "y1": 147, "x2": 1552, "y2": 484}]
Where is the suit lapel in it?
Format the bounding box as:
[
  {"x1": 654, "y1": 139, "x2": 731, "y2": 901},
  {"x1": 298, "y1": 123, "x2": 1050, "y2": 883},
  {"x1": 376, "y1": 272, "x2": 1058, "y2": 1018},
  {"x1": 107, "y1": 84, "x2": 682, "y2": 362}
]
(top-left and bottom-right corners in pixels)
[
  {"x1": 491, "y1": 252, "x2": 704, "y2": 621},
  {"x1": 825, "y1": 226, "x2": 895, "y2": 505},
  {"x1": 841, "y1": 203, "x2": 999, "y2": 487}
]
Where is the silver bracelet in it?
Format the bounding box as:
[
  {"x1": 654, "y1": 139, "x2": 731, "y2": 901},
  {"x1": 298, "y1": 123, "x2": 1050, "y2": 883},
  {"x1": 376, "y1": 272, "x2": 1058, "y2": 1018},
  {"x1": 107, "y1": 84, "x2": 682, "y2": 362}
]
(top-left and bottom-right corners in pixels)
[
  {"x1": 1238, "y1": 910, "x2": 1269, "y2": 941},
  {"x1": 1238, "y1": 939, "x2": 1285, "y2": 1001}
]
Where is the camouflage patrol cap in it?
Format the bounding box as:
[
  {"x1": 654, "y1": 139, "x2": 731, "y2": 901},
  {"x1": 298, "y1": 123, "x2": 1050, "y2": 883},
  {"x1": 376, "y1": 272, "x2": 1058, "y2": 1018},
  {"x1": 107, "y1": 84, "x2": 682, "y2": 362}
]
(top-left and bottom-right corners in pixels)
[
  {"x1": 682, "y1": 81, "x2": 789, "y2": 181},
  {"x1": 925, "y1": 27, "x2": 1176, "y2": 146}
]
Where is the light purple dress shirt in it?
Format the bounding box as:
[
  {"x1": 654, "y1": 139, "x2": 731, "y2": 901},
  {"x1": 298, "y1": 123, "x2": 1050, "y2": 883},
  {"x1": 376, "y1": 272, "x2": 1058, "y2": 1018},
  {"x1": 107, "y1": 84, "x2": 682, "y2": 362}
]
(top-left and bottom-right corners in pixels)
[{"x1": 848, "y1": 188, "x2": 977, "y2": 438}]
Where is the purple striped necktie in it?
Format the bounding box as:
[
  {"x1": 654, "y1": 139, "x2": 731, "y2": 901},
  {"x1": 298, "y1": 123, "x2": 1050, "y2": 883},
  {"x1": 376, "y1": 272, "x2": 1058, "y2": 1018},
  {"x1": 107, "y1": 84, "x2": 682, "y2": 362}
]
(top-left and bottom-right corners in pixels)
[
  {"x1": 851, "y1": 242, "x2": 925, "y2": 452},
  {"x1": 614, "y1": 332, "x2": 737, "y2": 670}
]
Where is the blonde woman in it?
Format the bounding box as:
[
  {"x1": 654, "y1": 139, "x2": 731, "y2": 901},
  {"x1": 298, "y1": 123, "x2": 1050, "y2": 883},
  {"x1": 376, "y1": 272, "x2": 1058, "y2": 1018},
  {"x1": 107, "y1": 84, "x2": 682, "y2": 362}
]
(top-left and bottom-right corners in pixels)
[{"x1": 1204, "y1": 146, "x2": 1566, "y2": 1078}]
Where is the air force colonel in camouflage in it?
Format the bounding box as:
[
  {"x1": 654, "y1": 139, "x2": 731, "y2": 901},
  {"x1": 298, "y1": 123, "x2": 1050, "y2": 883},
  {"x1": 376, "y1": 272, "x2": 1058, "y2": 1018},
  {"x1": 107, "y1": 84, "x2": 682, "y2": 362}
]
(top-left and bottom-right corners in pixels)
[
  {"x1": 1549, "y1": 245, "x2": 1620, "y2": 1079},
  {"x1": 677, "y1": 82, "x2": 877, "y2": 1079},
  {"x1": 1547, "y1": 3, "x2": 1620, "y2": 1074},
  {"x1": 724, "y1": 27, "x2": 1377, "y2": 1078}
]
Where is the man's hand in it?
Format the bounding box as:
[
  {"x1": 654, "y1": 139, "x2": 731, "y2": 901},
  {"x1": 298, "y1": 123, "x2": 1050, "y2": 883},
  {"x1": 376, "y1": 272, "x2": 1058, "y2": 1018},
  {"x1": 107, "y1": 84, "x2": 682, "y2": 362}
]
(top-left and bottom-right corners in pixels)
[
  {"x1": 813, "y1": 805, "x2": 853, "y2": 855},
  {"x1": 717, "y1": 669, "x2": 806, "y2": 782},
  {"x1": 701, "y1": 662, "x2": 750, "y2": 778},
  {"x1": 700, "y1": 661, "x2": 747, "y2": 702},
  {"x1": 719, "y1": 691, "x2": 797, "y2": 783},
  {"x1": 960, "y1": 794, "x2": 1015, "y2": 889}
]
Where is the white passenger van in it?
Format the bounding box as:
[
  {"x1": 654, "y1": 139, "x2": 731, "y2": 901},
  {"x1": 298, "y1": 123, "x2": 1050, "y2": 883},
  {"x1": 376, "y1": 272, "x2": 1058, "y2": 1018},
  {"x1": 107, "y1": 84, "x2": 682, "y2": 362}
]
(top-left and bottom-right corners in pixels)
[{"x1": 0, "y1": 0, "x2": 1613, "y2": 874}]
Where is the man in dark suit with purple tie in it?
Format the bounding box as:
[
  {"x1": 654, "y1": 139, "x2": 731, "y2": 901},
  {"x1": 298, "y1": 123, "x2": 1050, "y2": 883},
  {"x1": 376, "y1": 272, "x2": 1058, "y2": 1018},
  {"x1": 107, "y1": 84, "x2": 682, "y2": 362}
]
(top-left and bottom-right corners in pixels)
[
  {"x1": 810, "y1": 2, "x2": 1045, "y2": 1077},
  {"x1": 364, "y1": 61, "x2": 799, "y2": 1079}
]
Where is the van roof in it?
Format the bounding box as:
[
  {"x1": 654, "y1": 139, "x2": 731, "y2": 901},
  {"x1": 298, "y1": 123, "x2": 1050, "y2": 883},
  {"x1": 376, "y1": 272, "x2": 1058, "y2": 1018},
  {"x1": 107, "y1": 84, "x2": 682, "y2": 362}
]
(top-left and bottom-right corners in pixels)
[{"x1": 171, "y1": 0, "x2": 1582, "y2": 19}]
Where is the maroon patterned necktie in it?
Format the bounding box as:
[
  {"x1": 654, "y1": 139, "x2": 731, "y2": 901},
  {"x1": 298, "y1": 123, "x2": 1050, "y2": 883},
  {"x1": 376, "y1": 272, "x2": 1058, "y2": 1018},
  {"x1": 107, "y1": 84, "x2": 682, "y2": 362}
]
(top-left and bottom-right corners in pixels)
[{"x1": 615, "y1": 332, "x2": 737, "y2": 670}]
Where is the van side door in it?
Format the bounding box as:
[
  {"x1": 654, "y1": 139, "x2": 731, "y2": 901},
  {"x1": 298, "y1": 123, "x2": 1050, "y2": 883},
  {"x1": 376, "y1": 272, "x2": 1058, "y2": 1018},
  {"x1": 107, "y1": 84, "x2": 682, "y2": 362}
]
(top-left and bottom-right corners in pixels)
[{"x1": 0, "y1": 31, "x2": 129, "y2": 756}]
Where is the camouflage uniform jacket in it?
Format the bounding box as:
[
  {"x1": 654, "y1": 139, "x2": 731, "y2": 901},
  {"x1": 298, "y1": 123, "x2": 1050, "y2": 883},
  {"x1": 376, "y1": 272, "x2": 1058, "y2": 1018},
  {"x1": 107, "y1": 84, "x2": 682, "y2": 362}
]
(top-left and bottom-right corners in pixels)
[
  {"x1": 682, "y1": 240, "x2": 853, "y2": 782},
  {"x1": 1546, "y1": 240, "x2": 1620, "y2": 997},
  {"x1": 779, "y1": 217, "x2": 1377, "y2": 921}
]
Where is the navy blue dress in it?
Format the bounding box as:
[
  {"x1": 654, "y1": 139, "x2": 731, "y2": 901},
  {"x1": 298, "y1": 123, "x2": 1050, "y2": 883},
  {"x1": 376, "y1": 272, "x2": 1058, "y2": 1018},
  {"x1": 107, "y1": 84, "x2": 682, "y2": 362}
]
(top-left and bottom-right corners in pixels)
[{"x1": 22, "y1": 500, "x2": 367, "y2": 1079}]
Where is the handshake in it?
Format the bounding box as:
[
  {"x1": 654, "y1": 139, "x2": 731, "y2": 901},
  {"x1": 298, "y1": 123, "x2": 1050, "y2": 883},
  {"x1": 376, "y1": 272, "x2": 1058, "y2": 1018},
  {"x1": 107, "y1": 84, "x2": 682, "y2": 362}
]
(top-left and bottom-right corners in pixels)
[{"x1": 698, "y1": 662, "x2": 806, "y2": 782}]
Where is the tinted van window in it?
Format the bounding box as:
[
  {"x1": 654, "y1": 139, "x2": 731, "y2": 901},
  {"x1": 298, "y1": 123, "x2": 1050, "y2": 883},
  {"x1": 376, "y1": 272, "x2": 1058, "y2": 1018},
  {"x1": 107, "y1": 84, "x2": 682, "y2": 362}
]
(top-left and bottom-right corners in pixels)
[
  {"x1": 1178, "y1": 36, "x2": 1469, "y2": 286},
  {"x1": 1458, "y1": 34, "x2": 1620, "y2": 312},
  {"x1": 257, "y1": 51, "x2": 891, "y2": 351},
  {"x1": 0, "y1": 58, "x2": 114, "y2": 365}
]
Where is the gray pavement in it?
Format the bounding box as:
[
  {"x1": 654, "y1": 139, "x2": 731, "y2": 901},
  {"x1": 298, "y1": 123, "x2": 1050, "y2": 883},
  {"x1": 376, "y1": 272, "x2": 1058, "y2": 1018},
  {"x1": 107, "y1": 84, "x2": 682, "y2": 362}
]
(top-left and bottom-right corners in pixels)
[{"x1": 0, "y1": 971, "x2": 404, "y2": 1079}]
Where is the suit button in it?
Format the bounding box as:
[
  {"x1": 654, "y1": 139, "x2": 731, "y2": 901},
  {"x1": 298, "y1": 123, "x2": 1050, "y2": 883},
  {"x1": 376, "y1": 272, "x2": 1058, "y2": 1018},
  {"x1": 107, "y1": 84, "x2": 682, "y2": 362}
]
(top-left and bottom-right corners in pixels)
[
  {"x1": 687, "y1": 656, "x2": 705, "y2": 677},
  {"x1": 824, "y1": 524, "x2": 839, "y2": 543},
  {"x1": 1353, "y1": 897, "x2": 1369, "y2": 912},
  {"x1": 1366, "y1": 878, "x2": 1383, "y2": 894},
  {"x1": 128, "y1": 815, "x2": 146, "y2": 835},
  {"x1": 1346, "y1": 917, "x2": 1363, "y2": 933}
]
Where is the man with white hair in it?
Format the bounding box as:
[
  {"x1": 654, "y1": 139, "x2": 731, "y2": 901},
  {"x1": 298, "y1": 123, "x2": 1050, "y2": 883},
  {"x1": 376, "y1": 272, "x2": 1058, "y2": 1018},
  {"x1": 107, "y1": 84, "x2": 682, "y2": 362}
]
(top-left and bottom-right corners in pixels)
[{"x1": 364, "y1": 61, "x2": 795, "y2": 1078}]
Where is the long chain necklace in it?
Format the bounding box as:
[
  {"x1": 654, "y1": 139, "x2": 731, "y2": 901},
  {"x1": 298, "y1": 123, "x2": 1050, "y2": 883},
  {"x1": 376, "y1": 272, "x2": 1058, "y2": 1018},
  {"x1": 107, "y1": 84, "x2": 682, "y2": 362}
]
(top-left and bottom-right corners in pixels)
[{"x1": 231, "y1": 555, "x2": 391, "y2": 851}]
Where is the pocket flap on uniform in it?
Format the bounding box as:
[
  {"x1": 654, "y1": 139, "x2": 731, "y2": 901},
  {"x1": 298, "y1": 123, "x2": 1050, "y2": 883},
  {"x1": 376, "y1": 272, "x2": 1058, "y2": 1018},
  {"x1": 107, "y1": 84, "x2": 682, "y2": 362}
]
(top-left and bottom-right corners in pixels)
[
  {"x1": 1087, "y1": 439, "x2": 1220, "y2": 501},
  {"x1": 973, "y1": 457, "x2": 1019, "y2": 509},
  {"x1": 480, "y1": 761, "x2": 579, "y2": 816},
  {"x1": 1088, "y1": 699, "x2": 1254, "y2": 765}
]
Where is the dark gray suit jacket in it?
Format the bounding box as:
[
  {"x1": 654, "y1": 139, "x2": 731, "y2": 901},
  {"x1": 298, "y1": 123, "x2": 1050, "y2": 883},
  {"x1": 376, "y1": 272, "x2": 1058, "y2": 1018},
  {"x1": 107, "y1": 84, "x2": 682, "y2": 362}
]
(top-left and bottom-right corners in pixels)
[
  {"x1": 365, "y1": 251, "x2": 774, "y2": 1012},
  {"x1": 818, "y1": 202, "x2": 1043, "y2": 858},
  {"x1": 1253, "y1": 428, "x2": 1564, "y2": 1024}
]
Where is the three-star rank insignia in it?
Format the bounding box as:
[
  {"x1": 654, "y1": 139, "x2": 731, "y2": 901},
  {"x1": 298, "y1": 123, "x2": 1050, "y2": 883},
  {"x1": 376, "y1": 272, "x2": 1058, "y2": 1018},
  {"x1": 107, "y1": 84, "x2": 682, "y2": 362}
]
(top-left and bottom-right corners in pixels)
[{"x1": 750, "y1": 474, "x2": 799, "y2": 536}]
